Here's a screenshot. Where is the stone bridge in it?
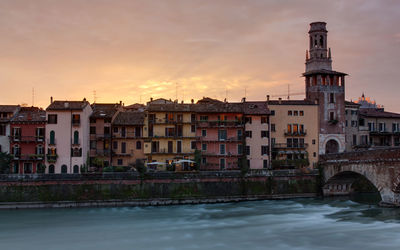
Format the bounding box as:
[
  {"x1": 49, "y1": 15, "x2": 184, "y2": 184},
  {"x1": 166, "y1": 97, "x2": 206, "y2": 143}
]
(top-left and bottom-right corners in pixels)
[{"x1": 320, "y1": 148, "x2": 400, "y2": 206}]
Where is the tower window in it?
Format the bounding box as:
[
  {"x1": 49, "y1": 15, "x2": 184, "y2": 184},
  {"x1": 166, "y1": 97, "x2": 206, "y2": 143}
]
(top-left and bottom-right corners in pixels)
[
  {"x1": 320, "y1": 35, "x2": 323, "y2": 47},
  {"x1": 329, "y1": 93, "x2": 335, "y2": 103},
  {"x1": 329, "y1": 112, "x2": 335, "y2": 121}
]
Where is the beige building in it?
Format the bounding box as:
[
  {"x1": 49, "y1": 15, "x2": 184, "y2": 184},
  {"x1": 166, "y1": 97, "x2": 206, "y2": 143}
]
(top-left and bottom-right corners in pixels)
[
  {"x1": 112, "y1": 111, "x2": 146, "y2": 168},
  {"x1": 268, "y1": 99, "x2": 319, "y2": 169},
  {"x1": 143, "y1": 101, "x2": 197, "y2": 169}
]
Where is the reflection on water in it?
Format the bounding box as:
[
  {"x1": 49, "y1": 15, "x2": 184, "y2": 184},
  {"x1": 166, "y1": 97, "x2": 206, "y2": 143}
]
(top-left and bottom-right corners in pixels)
[{"x1": 0, "y1": 196, "x2": 400, "y2": 250}]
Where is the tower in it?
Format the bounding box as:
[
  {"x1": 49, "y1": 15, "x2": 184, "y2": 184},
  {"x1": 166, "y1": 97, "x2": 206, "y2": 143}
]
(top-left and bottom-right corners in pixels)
[{"x1": 304, "y1": 22, "x2": 347, "y2": 154}]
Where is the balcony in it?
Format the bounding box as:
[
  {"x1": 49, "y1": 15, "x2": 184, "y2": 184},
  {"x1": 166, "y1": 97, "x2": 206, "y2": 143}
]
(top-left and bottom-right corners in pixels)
[
  {"x1": 97, "y1": 149, "x2": 111, "y2": 156},
  {"x1": 272, "y1": 143, "x2": 308, "y2": 149},
  {"x1": 196, "y1": 120, "x2": 244, "y2": 128},
  {"x1": 148, "y1": 148, "x2": 194, "y2": 155},
  {"x1": 11, "y1": 154, "x2": 45, "y2": 161},
  {"x1": 71, "y1": 139, "x2": 81, "y2": 146},
  {"x1": 112, "y1": 150, "x2": 132, "y2": 157},
  {"x1": 201, "y1": 152, "x2": 242, "y2": 157},
  {"x1": 197, "y1": 136, "x2": 243, "y2": 142},
  {"x1": 113, "y1": 132, "x2": 141, "y2": 139},
  {"x1": 370, "y1": 130, "x2": 393, "y2": 135},
  {"x1": 10, "y1": 136, "x2": 39, "y2": 143},
  {"x1": 284, "y1": 130, "x2": 307, "y2": 136},
  {"x1": 95, "y1": 134, "x2": 112, "y2": 140},
  {"x1": 46, "y1": 154, "x2": 58, "y2": 163}
]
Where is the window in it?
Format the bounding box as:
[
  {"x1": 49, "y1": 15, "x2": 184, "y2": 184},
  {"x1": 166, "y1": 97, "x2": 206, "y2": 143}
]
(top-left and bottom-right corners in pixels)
[
  {"x1": 36, "y1": 128, "x2": 44, "y2": 140},
  {"x1": 329, "y1": 112, "x2": 335, "y2": 121},
  {"x1": 329, "y1": 93, "x2": 335, "y2": 103},
  {"x1": 300, "y1": 124, "x2": 304, "y2": 134},
  {"x1": 261, "y1": 116, "x2": 268, "y2": 124},
  {"x1": 288, "y1": 110, "x2": 292, "y2": 116},
  {"x1": 261, "y1": 131, "x2": 268, "y2": 138},
  {"x1": 245, "y1": 117, "x2": 252, "y2": 124},
  {"x1": 0, "y1": 124, "x2": 5, "y2": 136},
  {"x1": 294, "y1": 111, "x2": 298, "y2": 116},
  {"x1": 220, "y1": 158, "x2": 225, "y2": 170},
  {"x1": 287, "y1": 138, "x2": 293, "y2": 147},
  {"x1": 270, "y1": 110, "x2": 275, "y2": 116},
  {"x1": 121, "y1": 142, "x2": 126, "y2": 153},
  {"x1": 261, "y1": 146, "x2": 269, "y2": 155},
  {"x1": 245, "y1": 146, "x2": 250, "y2": 155},
  {"x1": 287, "y1": 124, "x2": 292, "y2": 134},
  {"x1": 104, "y1": 127, "x2": 110, "y2": 135},
  {"x1": 263, "y1": 160, "x2": 268, "y2": 169},
  {"x1": 312, "y1": 139, "x2": 316, "y2": 145},
  {"x1": 49, "y1": 130, "x2": 55, "y2": 145},
  {"x1": 73, "y1": 131, "x2": 79, "y2": 145},
  {"x1": 117, "y1": 159, "x2": 123, "y2": 165},
  {"x1": 113, "y1": 127, "x2": 118, "y2": 133},
  {"x1": 113, "y1": 141, "x2": 118, "y2": 149},
  {"x1": 219, "y1": 144, "x2": 225, "y2": 155},
  {"x1": 191, "y1": 141, "x2": 196, "y2": 150},
  {"x1": 245, "y1": 131, "x2": 252, "y2": 138},
  {"x1": 177, "y1": 141, "x2": 182, "y2": 153},
  {"x1": 136, "y1": 141, "x2": 142, "y2": 149},
  {"x1": 191, "y1": 125, "x2": 196, "y2": 133},
  {"x1": 90, "y1": 140, "x2": 96, "y2": 149},
  {"x1": 36, "y1": 145, "x2": 44, "y2": 155},
  {"x1": 90, "y1": 126, "x2": 96, "y2": 135},
  {"x1": 218, "y1": 130, "x2": 227, "y2": 140},
  {"x1": 271, "y1": 138, "x2": 276, "y2": 145},
  {"x1": 73, "y1": 165, "x2": 79, "y2": 174},
  {"x1": 393, "y1": 123, "x2": 400, "y2": 132},
  {"x1": 202, "y1": 157, "x2": 207, "y2": 165},
  {"x1": 177, "y1": 114, "x2": 183, "y2": 122},
  {"x1": 313, "y1": 152, "x2": 316, "y2": 157},
  {"x1": 379, "y1": 122, "x2": 386, "y2": 132},
  {"x1": 61, "y1": 165, "x2": 68, "y2": 173},
  {"x1": 353, "y1": 134, "x2": 357, "y2": 145},
  {"x1": 48, "y1": 114, "x2": 57, "y2": 124},
  {"x1": 200, "y1": 115, "x2": 208, "y2": 121},
  {"x1": 202, "y1": 129, "x2": 207, "y2": 137},
  {"x1": 202, "y1": 143, "x2": 207, "y2": 151},
  {"x1": 238, "y1": 144, "x2": 243, "y2": 154},
  {"x1": 13, "y1": 128, "x2": 21, "y2": 140},
  {"x1": 237, "y1": 129, "x2": 243, "y2": 139},
  {"x1": 299, "y1": 111, "x2": 304, "y2": 116},
  {"x1": 271, "y1": 124, "x2": 276, "y2": 132},
  {"x1": 191, "y1": 114, "x2": 196, "y2": 123},
  {"x1": 48, "y1": 165, "x2": 55, "y2": 174},
  {"x1": 72, "y1": 114, "x2": 80, "y2": 125}
]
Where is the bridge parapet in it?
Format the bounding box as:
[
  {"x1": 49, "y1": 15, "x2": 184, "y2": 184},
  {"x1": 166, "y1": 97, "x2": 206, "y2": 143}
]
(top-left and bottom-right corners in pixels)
[{"x1": 320, "y1": 148, "x2": 400, "y2": 165}]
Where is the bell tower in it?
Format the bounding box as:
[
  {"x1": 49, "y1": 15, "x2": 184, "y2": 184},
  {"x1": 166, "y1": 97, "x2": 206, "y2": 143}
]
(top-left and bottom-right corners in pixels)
[{"x1": 304, "y1": 22, "x2": 347, "y2": 155}]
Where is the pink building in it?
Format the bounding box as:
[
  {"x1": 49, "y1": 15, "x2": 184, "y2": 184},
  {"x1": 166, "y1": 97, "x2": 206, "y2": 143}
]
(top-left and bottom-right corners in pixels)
[{"x1": 195, "y1": 98, "x2": 244, "y2": 170}]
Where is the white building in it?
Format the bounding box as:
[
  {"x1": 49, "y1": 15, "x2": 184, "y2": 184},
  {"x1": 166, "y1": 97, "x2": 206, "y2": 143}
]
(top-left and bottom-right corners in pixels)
[
  {"x1": 0, "y1": 105, "x2": 20, "y2": 153},
  {"x1": 45, "y1": 99, "x2": 92, "y2": 173}
]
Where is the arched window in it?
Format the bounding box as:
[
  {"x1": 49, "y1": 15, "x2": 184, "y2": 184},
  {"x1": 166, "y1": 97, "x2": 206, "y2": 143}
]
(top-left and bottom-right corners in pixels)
[
  {"x1": 50, "y1": 130, "x2": 55, "y2": 145},
  {"x1": 73, "y1": 131, "x2": 79, "y2": 144},
  {"x1": 319, "y1": 35, "x2": 324, "y2": 47},
  {"x1": 73, "y1": 165, "x2": 79, "y2": 173},
  {"x1": 61, "y1": 164, "x2": 68, "y2": 173},
  {"x1": 48, "y1": 164, "x2": 55, "y2": 174}
]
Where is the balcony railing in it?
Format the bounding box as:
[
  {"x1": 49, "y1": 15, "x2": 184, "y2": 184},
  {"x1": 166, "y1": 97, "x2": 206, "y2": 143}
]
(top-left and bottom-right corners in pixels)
[
  {"x1": 272, "y1": 143, "x2": 308, "y2": 149},
  {"x1": 11, "y1": 154, "x2": 45, "y2": 161},
  {"x1": 148, "y1": 148, "x2": 194, "y2": 155},
  {"x1": 197, "y1": 136, "x2": 243, "y2": 142},
  {"x1": 284, "y1": 130, "x2": 307, "y2": 136},
  {"x1": 71, "y1": 139, "x2": 81, "y2": 146},
  {"x1": 196, "y1": 120, "x2": 244, "y2": 128},
  {"x1": 10, "y1": 136, "x2": 44, "y2": 143},
  {"x1": 46, "y1": 154, "x2": 58, "y2": 163},
  {"x1": 47, "y1": 138, "x2": 56, "y2": 145}
]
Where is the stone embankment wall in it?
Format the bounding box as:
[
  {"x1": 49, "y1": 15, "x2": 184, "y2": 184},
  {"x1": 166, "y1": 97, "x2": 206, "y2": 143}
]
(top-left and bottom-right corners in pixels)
[{"x1": 0, "y1": 170, "x2": 318, "y2": 208}]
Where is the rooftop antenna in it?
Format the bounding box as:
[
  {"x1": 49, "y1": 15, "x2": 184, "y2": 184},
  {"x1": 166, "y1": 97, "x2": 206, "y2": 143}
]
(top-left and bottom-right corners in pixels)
[
  {"x1": 225, "y1": 86, "x2": 228, "y2": 101},
  {"x1": 32, "y1": 87, "x2": 35, "y2": 106},
  {"x1": 140, "y1": 95, "x2": 142, "y2": 104},
  {"x1": 175, "y1": 82, "x2": 178, "y2": 100},
  {"x1": 93, "y1": 90, "x2": 97, "y2": 103},
  {"x1": 244, "y1": 86, "x2": 247, "y2": 99},
  {"x1": 288, "y1": 84, "x2": 290, "y2": 100}
]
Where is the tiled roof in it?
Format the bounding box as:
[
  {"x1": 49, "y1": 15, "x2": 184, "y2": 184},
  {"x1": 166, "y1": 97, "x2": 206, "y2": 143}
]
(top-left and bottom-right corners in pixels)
[
  {"x1": 11, "y1": 107, "x2": 46, "y2": 122},
  {"x1": 91, "y1": 103, "x2": 120, "y2": 119},
  {"x1": 125, "y1": 103, "x2": 146, "y2": 110},
  {"x1": 243, "y1": 102, "x2": 270, "y2": 115},
  {"x1": 46, "y1": 100, "x2": 89, "y2": 111},
  {"x1": 113, "y1": 111, "x2": 144, "y2": 125},
  {"x1": 302, "y1": 69, "x2": 347, "y2": 76},
  {"x1": 147, "y1": 103, "x2": 196, "y2": 112},
  {"x1": 0, "y1": 105, "x2": 19, "y2": 113},
  {"x1": 194, "y1": 102, "x2": 243, "y2": 113},
  {"x1": 267, "y1": 99, "x2": 317, "y2": 106},
  {"x1": 345, "y1": 100, "x2": 361, "y2": 106},
  {"x1": 360, "y1": 108, "x2": 400, "y2": 119},
  {"x1": 196, "y1": 97, "x2": 223, "y2": 104}
]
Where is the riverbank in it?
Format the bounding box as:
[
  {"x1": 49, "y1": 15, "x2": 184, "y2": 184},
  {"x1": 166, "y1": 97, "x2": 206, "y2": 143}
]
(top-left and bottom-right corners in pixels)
[{"x1": 0, "y1": 170, "x2": 319, "y2": 209}]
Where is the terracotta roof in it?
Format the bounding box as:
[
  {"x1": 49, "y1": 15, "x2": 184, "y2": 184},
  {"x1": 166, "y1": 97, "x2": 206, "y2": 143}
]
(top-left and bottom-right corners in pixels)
[
  {"x1": 91, "y1": 103, "x2": 121, "y2": 119},
  {"x1": 46, "y1": 100, "x2": 90, "y2": 111},
  {"x1": 194, "y1": 102, "x2": 243, "y2": 113},
  {"x1": 11, "y1": 107, "x2": 46, "y2": 122},
  {"x1": 267, "y1": 100, "x2": 317, "y2": 106},
  {"x1": 243, "y1": 102, "x2": 270, "y2": 115},
  {"x1": 196, "y1": 97, "x2": 223, "y2": 104},
  {"x1": 0, "y1": 105, "x2": 20, "y2": 113},
  {"x1": 147, "y1": 103, "x2": 196, "y2": 112},
  {"x1": 113, "y1": 111, "x2": 144, "y2": 126},
  {"x1": 360, "y1": 108, "x2": 400, "y2": 119},
  {"x1": 302, "y1": 69, "x2": 347, "y2": 76},
  {"x1": 125, "y1": 103, "x2": 146, "y2": 110}
]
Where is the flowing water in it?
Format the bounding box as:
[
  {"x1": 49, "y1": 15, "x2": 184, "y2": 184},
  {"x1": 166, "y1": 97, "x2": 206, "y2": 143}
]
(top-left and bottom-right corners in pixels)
[{"x1": 1, "y1": 197, "x2": 400, "y2": 250}]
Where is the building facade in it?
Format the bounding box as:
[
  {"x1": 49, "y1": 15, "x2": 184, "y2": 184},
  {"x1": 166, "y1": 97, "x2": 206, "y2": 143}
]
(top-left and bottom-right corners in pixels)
[
  {"x1": 268, "y1": 100, "x2": 319, "y2": 169},
  {"x1": 243, "y1": 101, "x2": 270, "y2": 169},
  {"x1": 9, "y1": 107, "x2": 46, "y2": 174},
  {"x1": 45, "y1": 99, "x2": 92, "y2": 174},
  {"x1": 0, "y1": 105, "x2": 19, "y2": 153},
  {"x1": 304, "y1": 22, "x2": 346, "y2": 154},
  {"x1": 112, "y1": 111, "x2": 146, "y2": 168},
  {"x1": 89, "y1": 103, "x2": 122, "y2": 171}
]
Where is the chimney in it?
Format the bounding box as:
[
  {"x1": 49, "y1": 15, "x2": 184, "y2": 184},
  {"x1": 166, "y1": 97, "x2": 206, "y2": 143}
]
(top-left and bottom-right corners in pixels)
[
  {"x1": 150, "y1": 97, "x2": 153, "y2": 102},
  {"x1": 50, "y1": 96, "x2": 53, "y2": 104},
  {"x1": 83, "y1": 97, "x2": 86, "y2": 102},
  {"x1": 242, "y1": 97, "x2": 246, "y2": 103},
  {"x1": 191, "y1": 99, "x2": 194, "y2": 104},
  {"x1": 266, "y1": 95, "x2": 270, "y2": 101},
  {"x1": 278, "y1": 98, "x2": 282, "y2": 104},
  {"x1": 181, "y1": 100, "x2": 184, "y2": 104},
  {"x1": 119, "y1": 101, "x2": 122, "y2": 106}
]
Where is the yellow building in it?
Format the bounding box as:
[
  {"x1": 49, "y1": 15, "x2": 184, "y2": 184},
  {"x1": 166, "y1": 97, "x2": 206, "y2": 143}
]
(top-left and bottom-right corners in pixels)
[
  {"x1": 143, "y1": 101, "x2": 197, "y2": 169},
  {"x1": 268, "y1": 99, "x2": 319, "y2": 169}
]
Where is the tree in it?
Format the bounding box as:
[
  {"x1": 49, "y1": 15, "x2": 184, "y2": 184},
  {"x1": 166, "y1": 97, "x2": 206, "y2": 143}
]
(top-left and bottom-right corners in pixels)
[{"x1": 0, "y1": 152, "x2": 12, "y2": 174}]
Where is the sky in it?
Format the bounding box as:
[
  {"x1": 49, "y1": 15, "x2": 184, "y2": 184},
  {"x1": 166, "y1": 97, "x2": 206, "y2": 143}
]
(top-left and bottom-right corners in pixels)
[{"x1": 0, "y1": 0, "x2": 399, "y2": 112}]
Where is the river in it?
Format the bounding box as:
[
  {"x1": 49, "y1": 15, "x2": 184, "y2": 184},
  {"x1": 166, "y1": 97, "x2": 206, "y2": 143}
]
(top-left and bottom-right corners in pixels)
[{"x1": 1, "y1": 197, "x2": 399, "y2": 250}]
